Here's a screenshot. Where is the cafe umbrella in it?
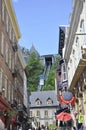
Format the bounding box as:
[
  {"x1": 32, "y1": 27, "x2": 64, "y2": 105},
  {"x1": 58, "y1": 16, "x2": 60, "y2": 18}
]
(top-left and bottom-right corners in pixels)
[{"x1": 56, "y1": 111, "x2": 72, "y2": 122}]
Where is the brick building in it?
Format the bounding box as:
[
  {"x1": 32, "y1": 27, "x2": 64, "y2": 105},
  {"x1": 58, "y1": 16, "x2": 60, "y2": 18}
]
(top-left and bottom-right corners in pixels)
[{"x1": 0, "y1": 0, "x2": 28, "y2": 129}]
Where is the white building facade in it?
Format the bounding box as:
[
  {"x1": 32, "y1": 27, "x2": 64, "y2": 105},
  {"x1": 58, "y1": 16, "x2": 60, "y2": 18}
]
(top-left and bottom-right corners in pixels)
[
  {"x1": 62, "y1": 0, "x2": 86, "y2": 128},
  {"x1": 29, "y1": 91, "x2": 59, "y2": 129}
]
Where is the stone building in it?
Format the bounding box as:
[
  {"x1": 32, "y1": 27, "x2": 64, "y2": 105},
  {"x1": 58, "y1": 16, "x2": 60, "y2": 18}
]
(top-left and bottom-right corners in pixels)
[
  {"x1": 57, "y1": 0, "x2": 86, "y2": 129},
  {"x1": 29, "y1": 90, "x2": 59, "y2": 129}
]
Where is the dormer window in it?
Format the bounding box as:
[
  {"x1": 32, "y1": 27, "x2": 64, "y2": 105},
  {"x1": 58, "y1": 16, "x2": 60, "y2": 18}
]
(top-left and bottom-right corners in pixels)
[
  {"x1": 35, "y1": 98, "x2": 42, "y2": 105},
  {"x1": 47, "y1": 98, "x2": 53, "y2": 105}
]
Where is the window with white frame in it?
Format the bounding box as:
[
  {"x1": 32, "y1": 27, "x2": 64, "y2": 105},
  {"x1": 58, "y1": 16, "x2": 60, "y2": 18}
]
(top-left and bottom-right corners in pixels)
[
  {"x1": 44, "y1": 110, "x2": 48, "y2": 117},
  {"x1": 9, "y1": 51, "x2": 11, "y2": 69},
  {"x1": 4, "y1": 76, "x2": 7, "y2": 98},
  {"x1": 62, "y1": 63, "x2": 67, "y2": 81},
  {"x1": 1, "y1": 0, "x2": 4, "y2": 21},
  {"x1": 5, "y1": 43, "x2": 9, "y2": 64},
  {"x1": 36, "y1": 110, "x2": 40, "y2": 117},
  {"x1": 14, "y1": 53, "x2": 17, "y2": 66},
  {"x1": 47, "y1": 98, "x2": 53, "y2": 105},
  {"x1": 53, "y1": 121, "x2": 56, "y2": 126},
  {"x1": 11, "y1": 85, "x2": 14, "y2": 103},
  {"x1": 1, "y1": 32, "x2": 4, "y2": 55},
  {"x1": 12, "y1": 56, "x2": 15, "y2": 71},
  {"x1": 6, "y1": 13, "x2": 9, "y2": 32},
  {"x1": 36, "y1": 99, "x2": 41, "y2": 105},
  {"x1": 9, "y1": 23, "x2": 12, "y2": 40},
  {"x1": 30, "y1": 111, "x2": 33, "y2": 117},
  {"x1": 0, "y1": 68, "x2": 3, "y2": 92},
  {"x1": 12, "y1": 32, "x2": 15, "y2": 43},
  {"x1": 8, "y1": 80, "x2": 11, "y2": 101},
  {"x1": 70, "y1": 58, "x2": 72, "y2": 63},
  {"x1": 80, "y1": 19, "x2": 84, "y2": 32},
  {"x1": 72, "y1": 49, "x2": 75, "y2": 55},
  {"x1": 45, "y1": 122, "x2": 48, "y2": 127},
  {"x1": 75, "y1": 37, "x2": 79, "y2": 47},
  {"x1": 75, "y1": 36, "x2": 80, "y2": 61},
  {"x1": 80, "y1": 19, "x2": 86, "y2": 46}
]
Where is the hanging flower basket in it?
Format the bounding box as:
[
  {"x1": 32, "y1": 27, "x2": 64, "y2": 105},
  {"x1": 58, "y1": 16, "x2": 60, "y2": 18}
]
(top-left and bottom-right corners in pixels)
[{"x1": 5, "y1": 110, "x2": 16, "y2": 120}]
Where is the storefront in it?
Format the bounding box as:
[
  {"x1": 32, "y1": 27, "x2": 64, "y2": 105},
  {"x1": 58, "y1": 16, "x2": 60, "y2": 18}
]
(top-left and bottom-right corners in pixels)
[{"x1": 0, "y1": 95, "x2": 16, "y2": 130}]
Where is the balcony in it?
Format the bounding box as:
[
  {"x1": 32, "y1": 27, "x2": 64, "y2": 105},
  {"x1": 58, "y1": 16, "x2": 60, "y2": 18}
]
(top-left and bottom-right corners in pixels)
[{"x1": 69, "y1": 59, "x2": 86, "y2": 91}]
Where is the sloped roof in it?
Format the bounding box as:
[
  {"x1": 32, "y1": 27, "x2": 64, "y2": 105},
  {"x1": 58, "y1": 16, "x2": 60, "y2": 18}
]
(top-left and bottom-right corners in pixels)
[
  {"x1": 30, "y1": 90, "x2": 59, "y2": 108},
  {"x1": 30, "y1": 44, "x2": 40, "y2": 57}
]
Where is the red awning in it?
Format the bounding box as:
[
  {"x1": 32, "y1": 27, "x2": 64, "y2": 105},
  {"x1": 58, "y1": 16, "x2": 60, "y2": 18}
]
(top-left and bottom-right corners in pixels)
[{"x1": 0, "y1": 102, "x2": 6, "y2": 112}]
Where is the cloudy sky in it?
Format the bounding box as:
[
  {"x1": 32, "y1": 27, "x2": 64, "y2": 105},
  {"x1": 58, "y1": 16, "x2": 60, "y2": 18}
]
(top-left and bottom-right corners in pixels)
[{"x1": 12, "y1": 0, "x2": 72, "y2": 55}]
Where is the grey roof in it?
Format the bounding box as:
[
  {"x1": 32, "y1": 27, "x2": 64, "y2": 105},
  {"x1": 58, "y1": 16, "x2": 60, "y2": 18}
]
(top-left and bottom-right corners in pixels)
[
  {"x1": 30, "y1": 44, "x2": 40, "y2": 57},
  {"x1": 29, "y1": 90, "x2": 59, "y2": 108}
]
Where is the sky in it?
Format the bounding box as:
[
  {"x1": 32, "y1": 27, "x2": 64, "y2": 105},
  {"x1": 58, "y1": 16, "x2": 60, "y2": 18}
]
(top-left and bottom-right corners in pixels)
[{"x1": 12, "y1": 0, "x2": 72, "y2": 55}]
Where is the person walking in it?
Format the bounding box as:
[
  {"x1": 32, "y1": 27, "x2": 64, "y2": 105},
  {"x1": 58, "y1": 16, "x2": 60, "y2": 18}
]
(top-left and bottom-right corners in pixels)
[
  {"x1": 72, "y1": 126, "x2": 76, "y2": 130},
  {"x1": 78, "y1": 110, "x2": 83, "y2": 130},
  {"x1": 75, "y1": 112, "x2": 78, "y2": 130}
]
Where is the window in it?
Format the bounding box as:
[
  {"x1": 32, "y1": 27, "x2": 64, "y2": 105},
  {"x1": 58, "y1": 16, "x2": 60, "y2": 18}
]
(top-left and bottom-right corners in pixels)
[
  {"x1": 76, "y1": 37, "x2": 79, "y2": 46},
  {"x1": 8, "y1": 80, "x2": 11, "y2": 101},
  {"x1": 0, "y1": 68, "x2": 3, "y2": 92},
  {"x1": 36, "y1": 110, "x2": 40, "y2": 117},
  {"x1": 10, "y1": 85, "x2": 13, "y2": 103},
  {"x1": 45, "y1": 122, "x2": 48, "y2": 127},
  {"x1": 5, "y1": 43, "x2": 9, "y2": 64},
  {"x1": 62, "y1": 63, "x2": 67, "y2": 81},
  {"x1": 47, "y1": 98, "x2": 53, "y2": 104},
  {"x1": 1, "y1": 0, "x2": 4, "y2": 21},
  {"x1": 53, "y1": 121, "x2": 56, "y2": 126},
  {"x1": 36, "y1": 99, "x2": 41, "y2": 105},
  {"x1": 9, "y1": 51, "x2": 11, "y2": 69},
  {"x1": 12, "y1": 30, "x2": 15, "y2": 43},
  {"x1": 9, "y1": 23, "x2": 12, "y2": 40},
  {"x1": 37, "y1": 122, "x2": 40, "y2": 127},
  {"x1": 80, "y1": 20, "x2": 84, "y2": 32},
  {"x1": 0, "y1": 32, "x2": 4, "y2": 55},
  {"x1": 4, "y1": 76, "x2": 7, "y2": 98},
  {"x1": 6, "y1": 13, "x2": 8, "y2": 32},
  {"x1": 80, "y1": 19, "x2": 86, "y2": 46},
  {"x1": 30, "y1": 111, "x2": 33, "y2": 117},
  {"x1": 44, "y1": 110, "x2": 48, "y2": 117},
  {"x1": 70, "y1": 59, "x2": 72, "y2": 63},
  {"x1": 72, "y1": 49, "x2": 75, "y2": 55},
  {"x1": 12, "y1": 56, "x2": 15, "y2": 71}
]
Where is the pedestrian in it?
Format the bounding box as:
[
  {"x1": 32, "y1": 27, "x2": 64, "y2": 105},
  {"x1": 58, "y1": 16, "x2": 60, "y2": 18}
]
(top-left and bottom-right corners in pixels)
[
  {"x1": 75, "y1": 112, "x2": 78, "y2": 130},
  {"x1": 72, "y1": 126, "x2": 76, "y2": 130},
  {"x1": 38, "y1": 126, "x2": 41, "y2": 130},
  {"x1": 78, "y1": 110, "x2": 83, "y2": 130}
]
